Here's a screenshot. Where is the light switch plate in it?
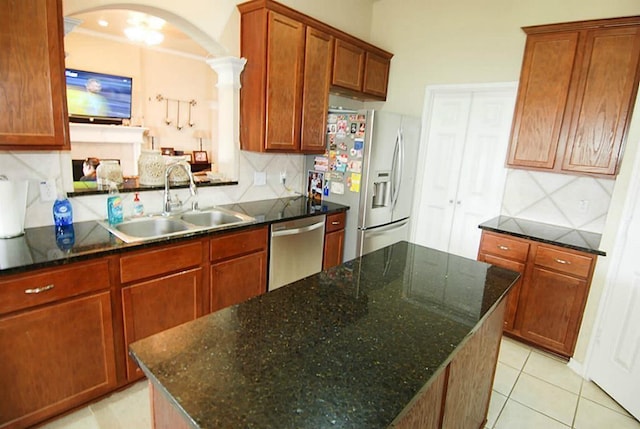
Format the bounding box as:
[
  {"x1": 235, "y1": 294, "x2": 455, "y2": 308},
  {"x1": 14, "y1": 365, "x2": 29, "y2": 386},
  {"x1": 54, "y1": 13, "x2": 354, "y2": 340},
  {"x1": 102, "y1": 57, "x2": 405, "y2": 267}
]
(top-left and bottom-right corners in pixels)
[
  {"x1": 39, "y1": 179, "x2": 57, "y2": 202},
  {"x1": 254, "y1": 171, "x2": 266, "y2": 186}
]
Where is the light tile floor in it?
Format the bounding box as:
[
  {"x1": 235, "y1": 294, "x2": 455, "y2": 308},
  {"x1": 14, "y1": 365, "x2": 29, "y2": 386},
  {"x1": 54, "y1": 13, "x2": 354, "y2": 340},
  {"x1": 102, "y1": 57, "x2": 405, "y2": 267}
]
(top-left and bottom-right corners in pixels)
[
  {"x1": 488, "y1": 337, "x2": 640, "y2": 429},
  {"x1": 40, "y1": 337, "x2": 639, "y2": 429}
]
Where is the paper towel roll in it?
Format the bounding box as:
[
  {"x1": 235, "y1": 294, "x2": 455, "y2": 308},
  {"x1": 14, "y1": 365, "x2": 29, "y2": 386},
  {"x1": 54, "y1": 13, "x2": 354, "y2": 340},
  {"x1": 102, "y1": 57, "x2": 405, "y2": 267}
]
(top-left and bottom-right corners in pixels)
[
  {"x1": 0, "y1": 236, "x2": 33, "y2": 269},
  {"x1": 0, "y1": 180, "x2": 29, "y2": 238}
]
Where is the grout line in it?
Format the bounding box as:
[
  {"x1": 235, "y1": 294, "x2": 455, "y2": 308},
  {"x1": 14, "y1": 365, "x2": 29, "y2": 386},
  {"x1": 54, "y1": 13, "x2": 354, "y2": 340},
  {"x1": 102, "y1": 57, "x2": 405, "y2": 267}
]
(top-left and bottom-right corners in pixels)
[{"x1": 507, "y1": 396, "x2": 572, "y2": 428}]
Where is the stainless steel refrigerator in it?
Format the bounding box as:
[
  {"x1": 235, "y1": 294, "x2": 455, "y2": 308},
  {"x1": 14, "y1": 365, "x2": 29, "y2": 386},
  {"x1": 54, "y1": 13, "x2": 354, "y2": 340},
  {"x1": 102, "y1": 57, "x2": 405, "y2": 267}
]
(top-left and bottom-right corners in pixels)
[{"x1": 306, "y1": 109, "x2": 421, "y2": 261}]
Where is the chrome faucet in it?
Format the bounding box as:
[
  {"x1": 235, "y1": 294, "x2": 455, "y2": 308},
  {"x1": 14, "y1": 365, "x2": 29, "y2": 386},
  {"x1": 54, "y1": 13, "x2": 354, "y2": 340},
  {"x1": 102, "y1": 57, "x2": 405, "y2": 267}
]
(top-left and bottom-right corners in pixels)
[{"x1": 163, "y1": 161, "x2": 198, "y2": 215}]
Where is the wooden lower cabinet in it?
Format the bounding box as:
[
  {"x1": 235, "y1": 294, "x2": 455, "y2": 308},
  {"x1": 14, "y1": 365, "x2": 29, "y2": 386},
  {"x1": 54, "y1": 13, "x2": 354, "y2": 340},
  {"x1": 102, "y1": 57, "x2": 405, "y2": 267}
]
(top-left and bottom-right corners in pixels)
[
  {"x1": 478, "y1": 230, "x2": 596, "y2": 357},
  {"x1": 323, "y1": 212, "x2": 346, "y2": 270},
  {"x1": 121, "y1": 268, "x2": 203, "y2": 380},
  {"x1": 0, "y1": 291, "x2": 117, "y2": 429},
  {"x1": 209, "y1": 226, "x2": 269, "y2": 312}
]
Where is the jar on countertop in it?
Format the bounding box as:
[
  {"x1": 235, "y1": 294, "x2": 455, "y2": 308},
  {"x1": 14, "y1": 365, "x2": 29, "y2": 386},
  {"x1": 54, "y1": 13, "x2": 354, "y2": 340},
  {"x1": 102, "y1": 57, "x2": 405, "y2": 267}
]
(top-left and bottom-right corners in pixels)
[
  {"x1": 167, "y1": 155, "x2": 192, "y2": 184},
  {"x1": 96, "y1": 160, "x2": 123, "y2": 187},
  {"x1": 138, "y1": 149, "x2": 165, "y2": 186}
]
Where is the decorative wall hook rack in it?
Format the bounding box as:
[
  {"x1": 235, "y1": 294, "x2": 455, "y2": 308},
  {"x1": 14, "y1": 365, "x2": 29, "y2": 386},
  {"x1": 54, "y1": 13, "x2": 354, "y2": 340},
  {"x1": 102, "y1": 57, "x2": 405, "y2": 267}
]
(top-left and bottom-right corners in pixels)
[{"x1": 156, "y1": 94, "x2": 197, "y2": 130}]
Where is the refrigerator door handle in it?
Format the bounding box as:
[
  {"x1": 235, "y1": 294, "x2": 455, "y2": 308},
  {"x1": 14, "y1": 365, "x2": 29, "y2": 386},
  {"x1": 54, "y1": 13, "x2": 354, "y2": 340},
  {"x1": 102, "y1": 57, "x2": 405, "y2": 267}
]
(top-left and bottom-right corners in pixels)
[{"x1": 391, "y1": 128, "x2": 404, "y2": 211}]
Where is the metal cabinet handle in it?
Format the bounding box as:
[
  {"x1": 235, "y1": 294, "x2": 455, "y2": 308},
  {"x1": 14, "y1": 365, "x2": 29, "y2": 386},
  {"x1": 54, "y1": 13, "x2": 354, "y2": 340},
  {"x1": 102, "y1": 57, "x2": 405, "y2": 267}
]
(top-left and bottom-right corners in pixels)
[
  {"x1": 25, "y1": 284, "x2": 55, "y2": 294},
  {"x1": 331, "y1": 221, "x2": 341, "y2": 225},
  {"x1": 555, "y1": 258, "x2": 571, "y2": 265},
  {"x1": 497, "y1": 245, "x2": 510, "y2": 251}
]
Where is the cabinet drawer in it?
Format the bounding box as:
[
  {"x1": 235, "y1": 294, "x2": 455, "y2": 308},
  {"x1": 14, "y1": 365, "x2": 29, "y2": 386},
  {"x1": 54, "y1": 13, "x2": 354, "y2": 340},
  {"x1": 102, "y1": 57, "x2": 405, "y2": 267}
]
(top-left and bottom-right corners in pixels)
[
  {"x1": 210, "y1": 227, "x2": 268, "y2": 263},
  {"x1": 479, "y1": 232, "x2": 529, "y2": 262},
  {"x1": 534, "y1": 246, "x2": 593, "y2": 278},
  {"x1": 325, "y1": 212, "x2": 346, "y2": 233},
  {"x1": 120, "y1": 241, "x2": 204, "y2": 284},
  {"x1": 0, "y1": 259, "x2": 111, "y2": 315}
]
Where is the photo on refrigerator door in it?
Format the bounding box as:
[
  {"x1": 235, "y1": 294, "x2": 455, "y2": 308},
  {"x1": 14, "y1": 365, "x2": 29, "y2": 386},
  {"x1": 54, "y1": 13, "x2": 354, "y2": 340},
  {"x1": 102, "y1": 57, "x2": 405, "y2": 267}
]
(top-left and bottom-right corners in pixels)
[{"x1": 307, "y1": 171, "x2": 324, "y2": 203}]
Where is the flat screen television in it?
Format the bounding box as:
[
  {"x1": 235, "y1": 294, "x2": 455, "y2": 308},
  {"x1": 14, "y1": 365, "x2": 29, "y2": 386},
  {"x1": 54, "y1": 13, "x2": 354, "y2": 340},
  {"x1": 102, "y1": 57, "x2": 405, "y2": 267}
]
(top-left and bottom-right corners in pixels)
[{"x1": 65, "y1": 68, "x2": 133, "y2": 125}]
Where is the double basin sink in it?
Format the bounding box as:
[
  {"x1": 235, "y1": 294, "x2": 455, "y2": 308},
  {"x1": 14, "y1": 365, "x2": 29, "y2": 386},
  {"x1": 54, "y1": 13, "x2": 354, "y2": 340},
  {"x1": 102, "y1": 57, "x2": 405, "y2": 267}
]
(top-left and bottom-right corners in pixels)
[{"x1": 100, "y1": 207, "x2": 256, "y2": 243}]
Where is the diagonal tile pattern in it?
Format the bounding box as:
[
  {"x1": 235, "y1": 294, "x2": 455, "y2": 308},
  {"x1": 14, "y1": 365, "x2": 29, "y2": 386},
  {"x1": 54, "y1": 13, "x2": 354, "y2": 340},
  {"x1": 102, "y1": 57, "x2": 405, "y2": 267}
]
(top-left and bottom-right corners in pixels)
[{"x1": 501, "y1": 169, "x2": 614, "y2": 233}]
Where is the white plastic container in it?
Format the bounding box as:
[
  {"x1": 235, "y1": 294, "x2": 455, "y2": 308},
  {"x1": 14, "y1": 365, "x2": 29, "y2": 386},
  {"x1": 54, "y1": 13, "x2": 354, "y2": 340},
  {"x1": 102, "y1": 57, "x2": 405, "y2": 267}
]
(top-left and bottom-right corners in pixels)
[{"x1": 0, "y1": 179, "x2": 29, "y2": 238}]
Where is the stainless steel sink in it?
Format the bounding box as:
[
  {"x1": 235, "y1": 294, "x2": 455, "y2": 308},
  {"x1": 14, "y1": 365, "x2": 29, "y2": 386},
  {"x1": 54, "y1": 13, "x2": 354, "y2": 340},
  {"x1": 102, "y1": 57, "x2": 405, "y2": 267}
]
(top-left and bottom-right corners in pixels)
[
  {"x1": 99, "y1": 207, "x2": 256, "y2": 243},
  {"x1": 180, "y1": 210, "x2": 250, "y2": 227},
  {"x1": 114, "y1": 218, "x2": 190, "y2": 238}
]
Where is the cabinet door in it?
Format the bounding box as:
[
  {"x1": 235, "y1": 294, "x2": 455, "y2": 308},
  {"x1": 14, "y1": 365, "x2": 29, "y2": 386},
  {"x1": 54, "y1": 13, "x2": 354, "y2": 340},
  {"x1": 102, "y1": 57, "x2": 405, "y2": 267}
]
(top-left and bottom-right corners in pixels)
[
  {"x1": 478, "y1": 253, "x2": 525, "y2": 332},
  {"x1": 300, "y1": 27, "x2": 332, "y2": 153},
  {"x1": 323, "y1": 229, "x2": 345, "y2": 270},
  {"x1": 562, "y1": 26, "x2": 640, "y2": 175},
  {"x1": 0, "y1": 292, "x2": 116, "y2": 428},
  {"x1": 507, "y1": 32, "x2": 578, "y2": 169},
  {"x1": 0, "y1": 0, "x2": 69, "y2": 150},
  {"x1": 264, "y1": 11, "x2": 305, "y2": 151},
  {"x1": 332, "y1": 39, "x2": 365, "y2": 91},
  {"x1": 362, "y1": 52, "x2": 391, "y2": 99},
  {"x1": 122, "y1": 268, "x2": 202, "y2": 380},
  {"x1": 211, "y1": 251, "x2": 267, "y2": 312},
  {"x1": 518, "y1": 266, "x2": 588, "y2": 356}
]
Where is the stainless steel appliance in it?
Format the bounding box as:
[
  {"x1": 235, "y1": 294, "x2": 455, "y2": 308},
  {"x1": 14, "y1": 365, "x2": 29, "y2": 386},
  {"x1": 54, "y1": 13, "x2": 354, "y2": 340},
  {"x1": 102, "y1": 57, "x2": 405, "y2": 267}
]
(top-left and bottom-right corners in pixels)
[
  {"x1": 268, "y1": 215, "x2": 326, "y2": 291},
  {"x1": 306, "y1": 110, "x2": 421, "y2": 261}
]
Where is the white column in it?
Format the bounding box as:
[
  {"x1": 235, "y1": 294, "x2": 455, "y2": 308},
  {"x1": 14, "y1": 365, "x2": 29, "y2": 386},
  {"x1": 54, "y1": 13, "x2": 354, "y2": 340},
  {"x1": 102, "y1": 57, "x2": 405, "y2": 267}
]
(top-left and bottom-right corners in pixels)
[{"x1": 206, "y1": 57, "x2": 247, "y2": 181}]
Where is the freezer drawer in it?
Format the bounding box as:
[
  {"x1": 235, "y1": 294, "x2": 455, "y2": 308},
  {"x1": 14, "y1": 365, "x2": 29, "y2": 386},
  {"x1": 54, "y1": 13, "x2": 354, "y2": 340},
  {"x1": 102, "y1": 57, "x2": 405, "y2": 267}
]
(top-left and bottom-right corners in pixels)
[
  {"x1": 269, "y1": 215, "x2": 326, "y2": 291},
  {"x1": 358, "y1": 218, "x2": 410, "y2": 257}
]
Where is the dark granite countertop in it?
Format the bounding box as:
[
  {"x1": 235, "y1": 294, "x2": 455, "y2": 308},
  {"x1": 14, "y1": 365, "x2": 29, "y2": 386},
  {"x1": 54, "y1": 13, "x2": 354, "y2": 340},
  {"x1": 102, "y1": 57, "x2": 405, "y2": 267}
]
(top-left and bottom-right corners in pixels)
[
  {"x1": 129, "y1": 241, "x2": 520, "y2": 429},
  {"x1": 0, "y1": 196, "x2": 348, "y2": 276},
  {"x1": 479, "y1": 216, "x2": 605, "y2": 256}
]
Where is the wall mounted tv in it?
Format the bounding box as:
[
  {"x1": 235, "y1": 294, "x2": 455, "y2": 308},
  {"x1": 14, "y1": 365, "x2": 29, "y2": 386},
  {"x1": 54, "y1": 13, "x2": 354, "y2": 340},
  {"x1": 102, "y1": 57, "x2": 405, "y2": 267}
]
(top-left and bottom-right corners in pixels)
[{"x1": 65, "y1": 68, "x2": 133, "y2": 125}]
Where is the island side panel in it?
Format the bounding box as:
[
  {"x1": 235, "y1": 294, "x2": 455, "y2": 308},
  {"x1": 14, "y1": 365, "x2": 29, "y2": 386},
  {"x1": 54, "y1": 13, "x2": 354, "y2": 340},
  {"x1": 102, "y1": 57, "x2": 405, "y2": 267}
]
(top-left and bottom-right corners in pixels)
[
  {"x1": 150, "y1": 383, "x2": 193, "y2": 429},
  {"x1": 442, "y1": 299, "x2": 506, "y2": 429},
  {"x1": 392, "y1": 299, "x2": 506, "y2": 429}
]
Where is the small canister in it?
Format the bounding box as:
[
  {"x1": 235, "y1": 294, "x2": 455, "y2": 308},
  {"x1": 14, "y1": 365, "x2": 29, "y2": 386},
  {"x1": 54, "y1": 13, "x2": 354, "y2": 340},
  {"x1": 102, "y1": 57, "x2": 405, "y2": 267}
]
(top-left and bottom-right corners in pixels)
[
  {"x1": 138, "y1": 149, "x2": 165, "y2": 186},
  {"x1": 96, "y1": 160, "x2": 123, "y2": 186}
]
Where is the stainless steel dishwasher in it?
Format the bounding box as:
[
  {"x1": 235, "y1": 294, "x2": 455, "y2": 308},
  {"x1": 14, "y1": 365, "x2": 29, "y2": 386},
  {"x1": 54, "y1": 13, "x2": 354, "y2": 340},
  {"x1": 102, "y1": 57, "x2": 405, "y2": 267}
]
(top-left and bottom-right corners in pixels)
[{"x1": 269, "y1": 214, "x2": 326, "y2": 291}]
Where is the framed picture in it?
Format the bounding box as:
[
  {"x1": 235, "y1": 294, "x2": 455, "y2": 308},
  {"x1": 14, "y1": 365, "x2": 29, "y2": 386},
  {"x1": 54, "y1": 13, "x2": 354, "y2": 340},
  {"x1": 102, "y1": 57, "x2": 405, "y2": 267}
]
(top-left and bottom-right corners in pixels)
[
  {"x1": 161, "y1": 147, "x2": 174, "y2": 156},
  {"x1": 307, "y1": 170, "x2": 324, "y2": 203},
  {"x1": 193, "y1": 151, "x2": 208, "y2": 163}
]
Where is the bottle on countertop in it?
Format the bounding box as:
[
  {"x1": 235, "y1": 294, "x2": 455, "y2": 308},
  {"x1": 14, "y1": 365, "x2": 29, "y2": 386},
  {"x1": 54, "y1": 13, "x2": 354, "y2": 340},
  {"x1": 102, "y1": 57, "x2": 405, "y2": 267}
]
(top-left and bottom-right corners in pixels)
[
  {"x1": 52, "y1": 193, "x2": 73, "y2": 227},
  {"x1": 107, "y1": 183, "x2": 124, "y2": 225},
  {"x1": 132, "y1": 192, "x2": 144, "y2": 217}
]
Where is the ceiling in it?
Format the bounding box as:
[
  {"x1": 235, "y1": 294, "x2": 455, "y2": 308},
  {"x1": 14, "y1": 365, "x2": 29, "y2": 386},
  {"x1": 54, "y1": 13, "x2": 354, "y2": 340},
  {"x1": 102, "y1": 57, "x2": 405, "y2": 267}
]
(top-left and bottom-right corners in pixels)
[{"x1": 69, "y1": 9, "x2": 209, "y2": 57}]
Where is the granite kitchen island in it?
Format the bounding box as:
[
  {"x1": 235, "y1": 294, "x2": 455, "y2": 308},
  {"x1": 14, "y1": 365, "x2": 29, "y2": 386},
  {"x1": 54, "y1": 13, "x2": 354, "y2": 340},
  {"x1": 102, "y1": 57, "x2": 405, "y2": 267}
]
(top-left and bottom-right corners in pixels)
[{"x1": 129, "y1": 241, "x2": 519, "y2": 429}]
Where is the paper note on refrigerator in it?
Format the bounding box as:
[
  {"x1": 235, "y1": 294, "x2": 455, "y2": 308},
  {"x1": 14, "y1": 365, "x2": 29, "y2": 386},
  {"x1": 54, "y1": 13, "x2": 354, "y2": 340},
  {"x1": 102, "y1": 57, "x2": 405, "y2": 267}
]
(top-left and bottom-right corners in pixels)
[
  {"x1": 350, "y1": 173, "x2": 361, "y2": 192},
  {"x1": 331, "y1": 181, "x2": 344, "y2": 195}
]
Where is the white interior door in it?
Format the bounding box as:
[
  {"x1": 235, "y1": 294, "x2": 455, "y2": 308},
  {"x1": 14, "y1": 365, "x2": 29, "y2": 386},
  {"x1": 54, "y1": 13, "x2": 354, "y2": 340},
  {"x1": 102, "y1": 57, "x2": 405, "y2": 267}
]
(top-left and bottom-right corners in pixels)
[
  {"x1": 588, "y1": 148, "x2": 640, "y2": 420},
  {"x1": 412, "y1": 91, "x2": 470, "y2": 253},
  {"x1": 447, "y1": 89, "x2": 516, "y2": 259},
  {"x1": 412, "y1": 83, "x2": 516, "y2": 259}
]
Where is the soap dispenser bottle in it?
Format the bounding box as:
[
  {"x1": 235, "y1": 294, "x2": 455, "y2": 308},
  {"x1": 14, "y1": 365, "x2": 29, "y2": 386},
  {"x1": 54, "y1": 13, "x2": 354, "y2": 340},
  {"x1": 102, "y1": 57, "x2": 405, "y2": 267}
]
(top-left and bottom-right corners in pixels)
[
  {"x1": 132, "y1": 192, "x2": 144, "y2": 217},
  {"x1": 52, "y1": 192, "x2": 73, "y2": 227},
  {"x1": 107, "y1": 183, "x2": 124, "y2": 225}
]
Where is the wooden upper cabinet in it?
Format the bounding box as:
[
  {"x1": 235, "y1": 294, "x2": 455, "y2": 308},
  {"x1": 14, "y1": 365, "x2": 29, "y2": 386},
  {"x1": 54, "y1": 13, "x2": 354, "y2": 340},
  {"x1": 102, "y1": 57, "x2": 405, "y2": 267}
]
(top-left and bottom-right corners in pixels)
[
  {"x1": 0, "y1": 0, "x2": 70, "y2": 150},
  {"x1": 238, "y1": 0, "x2": 392, "y2": 153},
  {"x1": 507, "y1": 16, "x2": 640, "y2": 177},
  {"x1": 264, "y1": 12, "x2": 305, "y2": 152},
  {"x1": 331, "y1": 38, "x2": 392, "y2": 101},
  {"x1": 507, "y1": 32, "x2": 578, "y2": 169},
  {"x1": 332, "y1": 39, "x2": 365, "y2": 92},
  {"x1": 363, "y1": 52, "x2": 391, "y2": 98},
  {"x1": 301, "y1": 27, "x2": 333, "y2": 153},
  {"x1": 562, "y1": 25, "x2": 640, "y2": 175}
]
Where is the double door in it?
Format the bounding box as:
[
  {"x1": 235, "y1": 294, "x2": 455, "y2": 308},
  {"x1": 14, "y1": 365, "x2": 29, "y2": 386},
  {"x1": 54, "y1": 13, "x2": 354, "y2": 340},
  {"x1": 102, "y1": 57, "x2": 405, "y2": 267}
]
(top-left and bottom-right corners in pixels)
[{"x1": 412, "y1": 83, "x2": 516, "y2": 259}]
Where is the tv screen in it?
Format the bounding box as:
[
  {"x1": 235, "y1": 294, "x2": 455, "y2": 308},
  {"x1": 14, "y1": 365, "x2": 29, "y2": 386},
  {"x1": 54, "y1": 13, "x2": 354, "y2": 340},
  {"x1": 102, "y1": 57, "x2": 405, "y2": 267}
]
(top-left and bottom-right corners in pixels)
[{"x1": 65, "y1": 68, "x2": 133, "y2": 124}]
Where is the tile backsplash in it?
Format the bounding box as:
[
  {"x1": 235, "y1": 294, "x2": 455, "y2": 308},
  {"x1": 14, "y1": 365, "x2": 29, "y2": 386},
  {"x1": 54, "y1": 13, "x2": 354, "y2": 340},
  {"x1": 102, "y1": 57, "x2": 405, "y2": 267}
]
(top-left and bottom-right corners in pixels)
[
  {"x1": 0, "y1": 151, "x2": 305, "y2": 228},
  {"x1": 500, "y1": 169, "x2": 613, "y2": 233}
]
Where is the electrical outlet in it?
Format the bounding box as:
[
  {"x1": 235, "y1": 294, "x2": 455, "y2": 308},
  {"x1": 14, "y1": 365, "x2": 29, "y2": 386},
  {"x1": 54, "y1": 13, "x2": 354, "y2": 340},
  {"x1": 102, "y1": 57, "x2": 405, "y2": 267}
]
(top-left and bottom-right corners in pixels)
[
  {"x1": 579, "y1": 200, "x2": 590, "y2": 213},
  {"x1": 253, "y1": 171, "x2": 266, "y2": 186},
  {"x1": 39, "y1": 179, "x2": 57, "y2": 202}
]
